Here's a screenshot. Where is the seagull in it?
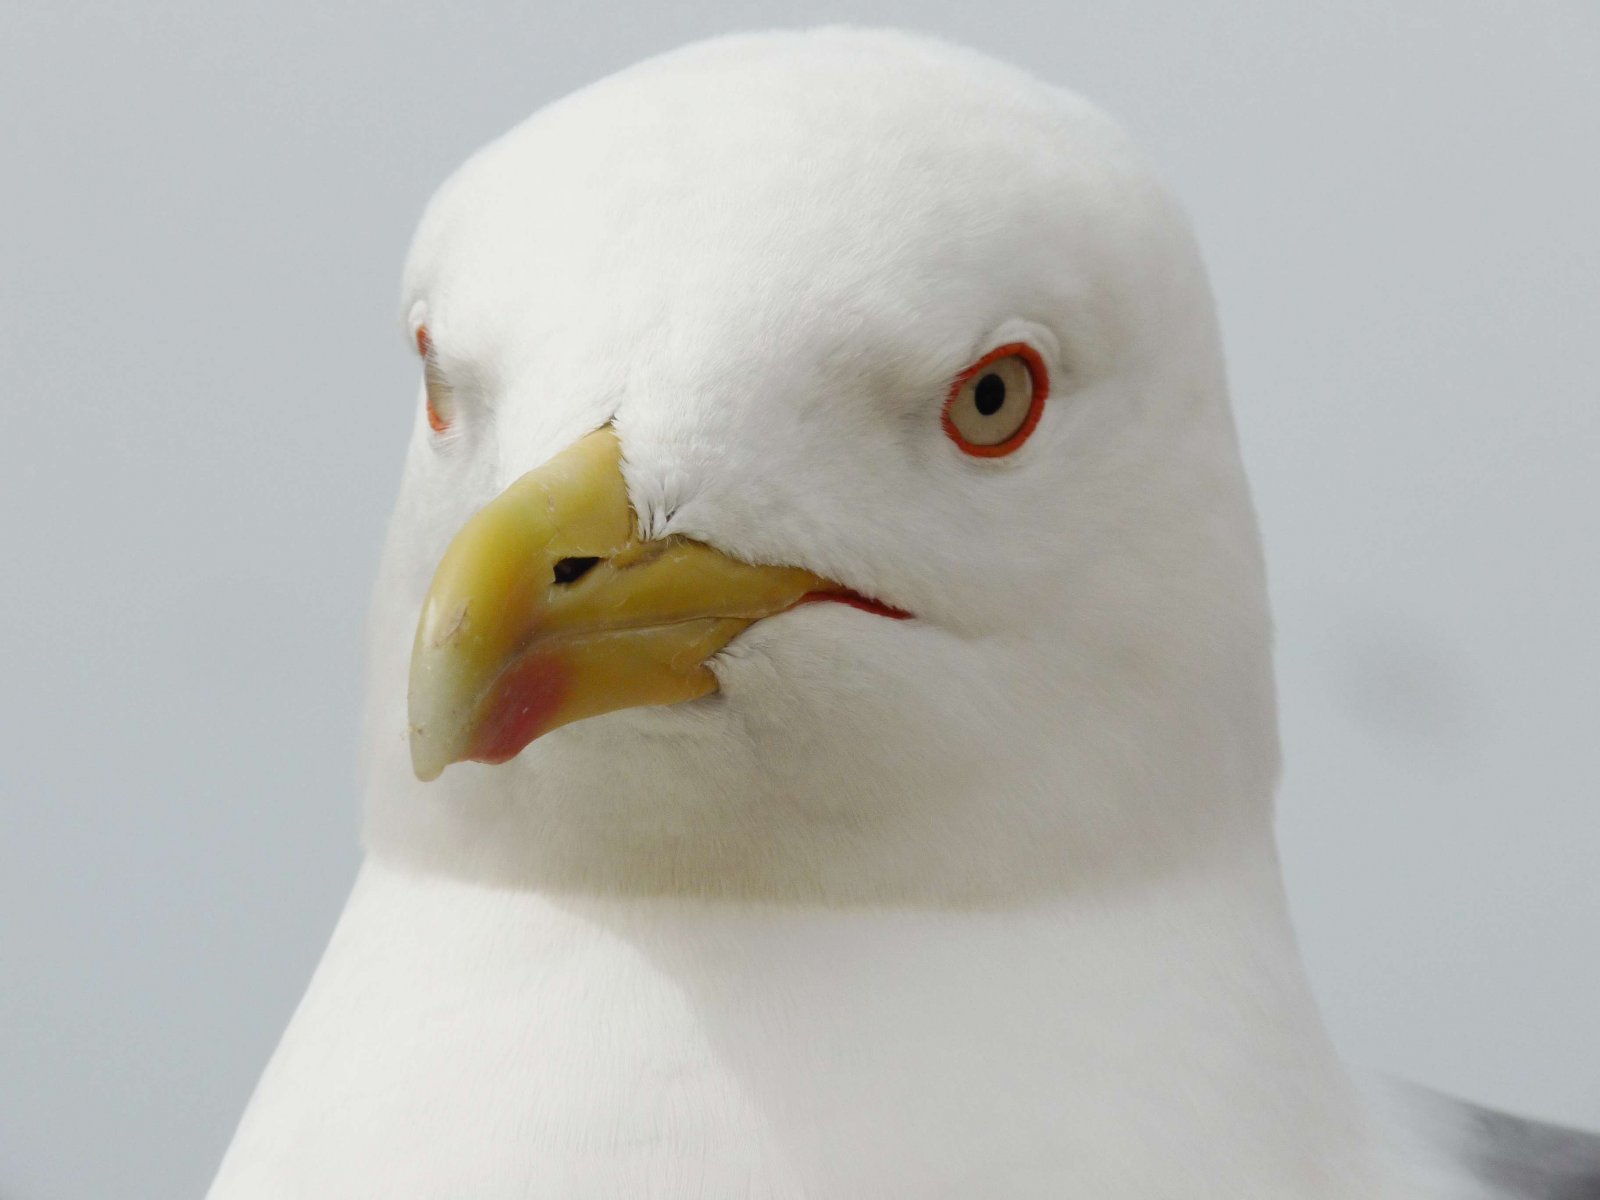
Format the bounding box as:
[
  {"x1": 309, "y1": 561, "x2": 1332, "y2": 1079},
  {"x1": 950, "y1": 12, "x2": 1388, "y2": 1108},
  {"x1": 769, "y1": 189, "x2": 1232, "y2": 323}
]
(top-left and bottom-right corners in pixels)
[{"x1": 208, "y1": 28, "x2": 1600, "y2": 1199}]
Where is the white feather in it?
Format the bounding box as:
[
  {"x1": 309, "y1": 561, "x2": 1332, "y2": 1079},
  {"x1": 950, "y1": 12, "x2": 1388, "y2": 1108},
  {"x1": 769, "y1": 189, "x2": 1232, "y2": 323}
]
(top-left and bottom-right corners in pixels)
[{"x1": 213, "y1": 28, "x2": 1425, "y2": 1197}]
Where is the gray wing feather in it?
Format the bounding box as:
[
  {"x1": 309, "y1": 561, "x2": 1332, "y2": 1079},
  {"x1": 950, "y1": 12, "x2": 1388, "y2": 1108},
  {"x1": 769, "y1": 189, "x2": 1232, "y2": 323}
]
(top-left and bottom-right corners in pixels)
[
  {"x1": 1387, "y1": 1083, "x2": 1600, "y2": 1199},
  {"x1": 1454, "y1": 1099, "x2": 1600, "y2": 1200}
]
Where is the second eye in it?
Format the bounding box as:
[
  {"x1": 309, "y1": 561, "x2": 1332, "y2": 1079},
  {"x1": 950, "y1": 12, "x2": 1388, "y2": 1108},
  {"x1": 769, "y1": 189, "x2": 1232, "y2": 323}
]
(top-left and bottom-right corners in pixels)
[{"x1": 416, "y1": 325, "x2": 454, "y2": 434}]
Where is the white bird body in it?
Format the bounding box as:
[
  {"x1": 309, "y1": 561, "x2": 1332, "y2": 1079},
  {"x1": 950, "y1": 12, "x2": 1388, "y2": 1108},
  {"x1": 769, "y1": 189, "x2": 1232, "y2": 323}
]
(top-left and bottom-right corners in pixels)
[
  {"x1": 215, "y1": 856, "x2": 1391, "y2": 1198},
  {"x1": 206, "y1": 27, "x2": 1574, "y2": 1199}
]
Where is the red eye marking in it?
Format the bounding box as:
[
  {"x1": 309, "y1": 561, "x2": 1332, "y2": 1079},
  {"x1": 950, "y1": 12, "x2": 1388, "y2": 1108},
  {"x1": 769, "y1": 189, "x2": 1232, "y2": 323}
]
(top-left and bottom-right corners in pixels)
[
  {"x1": 941, "y1": 342, "x2": 1049, "y2": 458},
  {"x1": 415, "y1": 324, "x2": 451, "y2": 434},
  {"x1": 425, "y1": 389, "x2": 451, "y2": 435}
]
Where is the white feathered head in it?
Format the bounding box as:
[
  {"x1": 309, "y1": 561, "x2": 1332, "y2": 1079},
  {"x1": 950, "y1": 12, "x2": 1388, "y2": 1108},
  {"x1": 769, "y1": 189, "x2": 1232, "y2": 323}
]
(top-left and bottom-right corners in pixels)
[{"x1": 361, "y1": 29, "x2": 1277, "y2": 903}]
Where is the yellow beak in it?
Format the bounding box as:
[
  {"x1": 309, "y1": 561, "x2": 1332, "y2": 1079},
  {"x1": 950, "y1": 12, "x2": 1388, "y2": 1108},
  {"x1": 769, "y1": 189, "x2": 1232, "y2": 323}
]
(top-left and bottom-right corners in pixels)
[{"x1": 407, "y1": 426, "x2": 835, "y2": 781}]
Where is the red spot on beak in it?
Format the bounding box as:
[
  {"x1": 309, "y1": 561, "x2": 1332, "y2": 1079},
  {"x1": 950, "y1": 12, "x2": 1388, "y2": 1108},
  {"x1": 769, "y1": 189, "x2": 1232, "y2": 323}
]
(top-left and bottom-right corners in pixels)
[{"x1": 467, "y1": 653, "x2": 571, "y2": 765}]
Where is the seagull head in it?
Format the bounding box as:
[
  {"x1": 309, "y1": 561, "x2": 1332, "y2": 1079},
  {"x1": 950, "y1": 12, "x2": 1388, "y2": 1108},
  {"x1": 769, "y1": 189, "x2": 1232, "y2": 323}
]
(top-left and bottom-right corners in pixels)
[{"x1": 363, "y1": 29, "x2": 1279, "y2": 901}]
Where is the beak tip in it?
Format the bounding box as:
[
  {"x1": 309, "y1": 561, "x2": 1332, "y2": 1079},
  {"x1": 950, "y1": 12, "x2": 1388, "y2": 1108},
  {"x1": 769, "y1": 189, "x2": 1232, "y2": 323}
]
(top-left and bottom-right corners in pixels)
[{"x1": 408, "y1": 727, "x2": 454, "y2": 783}]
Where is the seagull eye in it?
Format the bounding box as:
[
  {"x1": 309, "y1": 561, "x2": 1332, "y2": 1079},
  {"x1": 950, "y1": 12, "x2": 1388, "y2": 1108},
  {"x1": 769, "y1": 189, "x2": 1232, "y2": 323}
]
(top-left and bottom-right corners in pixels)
[
  {"x1": 415, "y1": 325, "x2": 454, "y2": 435},
  {"x1": 942, "y1": 344, "x2": 1047, "y2": 457}
]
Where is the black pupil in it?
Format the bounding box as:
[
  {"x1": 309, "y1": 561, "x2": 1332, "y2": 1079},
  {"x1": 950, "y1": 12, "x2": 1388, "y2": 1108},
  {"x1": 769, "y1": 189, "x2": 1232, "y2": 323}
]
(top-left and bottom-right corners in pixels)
[{"x1": 974, "y1": 372, "x2": 1007, "y2": 417}]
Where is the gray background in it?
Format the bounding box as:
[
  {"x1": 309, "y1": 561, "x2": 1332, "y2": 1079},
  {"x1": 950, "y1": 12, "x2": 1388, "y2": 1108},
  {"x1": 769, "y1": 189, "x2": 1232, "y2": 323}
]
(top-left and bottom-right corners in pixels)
[{"x1": 3, "y1": 2, "x2": 1596, "y2": 1197}]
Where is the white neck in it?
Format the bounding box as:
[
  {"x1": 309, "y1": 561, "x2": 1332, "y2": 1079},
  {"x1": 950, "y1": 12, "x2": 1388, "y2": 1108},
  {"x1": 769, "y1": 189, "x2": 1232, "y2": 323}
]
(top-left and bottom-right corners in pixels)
[{"x1": 212, "y1": 827, "x2": 1395, "y2": 1199}]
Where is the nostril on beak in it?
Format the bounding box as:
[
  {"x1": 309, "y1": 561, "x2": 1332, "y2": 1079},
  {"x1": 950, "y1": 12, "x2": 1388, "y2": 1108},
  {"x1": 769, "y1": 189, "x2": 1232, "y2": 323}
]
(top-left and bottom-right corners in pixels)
[{"x1": 552, "y1": 556, "x2": 602, "y2": 586}]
